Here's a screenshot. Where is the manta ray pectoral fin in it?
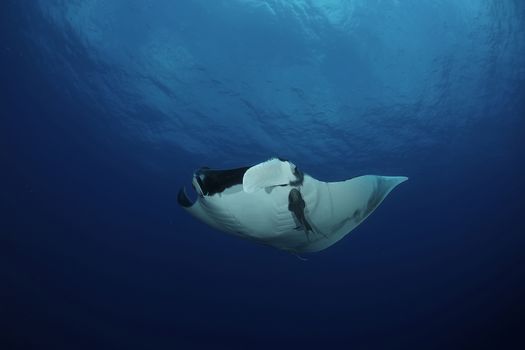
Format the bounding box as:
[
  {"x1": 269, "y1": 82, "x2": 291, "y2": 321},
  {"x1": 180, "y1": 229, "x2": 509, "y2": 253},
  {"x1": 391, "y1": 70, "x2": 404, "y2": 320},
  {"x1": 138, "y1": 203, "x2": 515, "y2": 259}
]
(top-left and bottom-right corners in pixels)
[
  {"x1": 324, "y1": 175, "x2": 408, "y2": 232},
  {"x1": 296, "y1": 175, "x2": 407, "y2": 253},
  {"x1": 364, "y1": 176, "x2": 408, "y2": 215}
]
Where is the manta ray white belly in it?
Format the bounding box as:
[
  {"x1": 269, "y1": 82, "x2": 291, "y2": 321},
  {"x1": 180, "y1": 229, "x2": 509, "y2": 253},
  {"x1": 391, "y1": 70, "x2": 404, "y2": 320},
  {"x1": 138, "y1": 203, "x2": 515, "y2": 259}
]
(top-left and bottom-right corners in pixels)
[{"x1": 178, "y1": 159, "x2": 407, "y2": 253}]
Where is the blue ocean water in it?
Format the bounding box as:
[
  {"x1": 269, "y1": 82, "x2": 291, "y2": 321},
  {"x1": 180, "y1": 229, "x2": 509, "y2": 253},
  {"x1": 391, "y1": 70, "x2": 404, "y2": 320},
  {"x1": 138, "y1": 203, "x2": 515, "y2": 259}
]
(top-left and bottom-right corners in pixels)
[{"x1": 1, "y1": 0, "x2": 524, "y2": 349}]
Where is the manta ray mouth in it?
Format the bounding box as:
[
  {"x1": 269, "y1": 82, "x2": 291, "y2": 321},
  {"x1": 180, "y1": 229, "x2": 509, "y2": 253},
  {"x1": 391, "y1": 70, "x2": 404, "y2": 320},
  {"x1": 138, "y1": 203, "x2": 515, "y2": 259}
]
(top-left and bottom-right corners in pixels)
[
  {"x1": 193, "y1": 166, "x2": 250, "y2": 196},
  {"x1": 190, "y1": 160, "x2": 304, "y2": 197}
]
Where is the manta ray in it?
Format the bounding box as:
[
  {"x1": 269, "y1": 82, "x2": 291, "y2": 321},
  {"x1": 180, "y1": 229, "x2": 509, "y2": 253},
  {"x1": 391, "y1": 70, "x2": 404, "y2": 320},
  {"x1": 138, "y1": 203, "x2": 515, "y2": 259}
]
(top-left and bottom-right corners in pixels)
[{"x1": 178, "y1": 158, "x2": 407, "y2": 254}]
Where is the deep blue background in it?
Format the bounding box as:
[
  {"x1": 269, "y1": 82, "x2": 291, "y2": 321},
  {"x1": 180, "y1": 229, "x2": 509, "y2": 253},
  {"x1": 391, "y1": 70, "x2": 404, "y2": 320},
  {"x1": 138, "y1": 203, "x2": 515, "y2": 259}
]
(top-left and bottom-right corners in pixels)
[{"x1": 2, "y1": 1, "x2": 525, "y2": 349}]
